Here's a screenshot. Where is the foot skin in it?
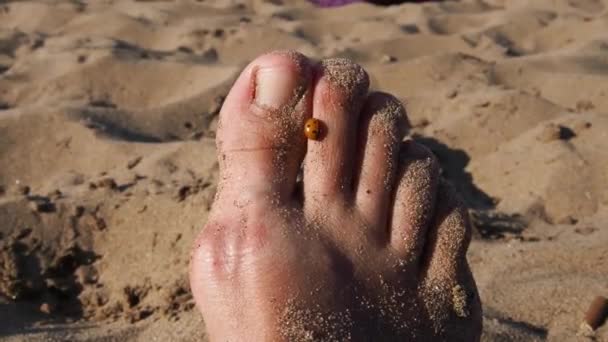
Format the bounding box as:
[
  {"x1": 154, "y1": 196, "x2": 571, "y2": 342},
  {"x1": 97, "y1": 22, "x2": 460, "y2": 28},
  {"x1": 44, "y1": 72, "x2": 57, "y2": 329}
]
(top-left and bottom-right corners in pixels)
[{"x1": 189, "y1": 51, "x2": 482, "y2": 341}]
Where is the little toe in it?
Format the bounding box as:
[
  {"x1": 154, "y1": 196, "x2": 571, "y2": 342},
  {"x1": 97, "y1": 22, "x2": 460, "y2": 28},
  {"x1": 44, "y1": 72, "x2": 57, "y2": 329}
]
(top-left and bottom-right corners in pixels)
[
  {"x1": 303, "y1": 58, "x2": 369, "y2": 203},
  {"x1": 418, "y1": 181, "x2": 481, "y2": 339},
  {"x1": 389, "y1": 141, "x2": 440, "y2": 261},
  {"x1": 216, "y1": 51, "x2": 313, "y2": 202},
  {"x1": 354, "y1": 92, "x2": 409, "y2": 228},
  {"x1": 421, "y1": 180, "x2": 472, "y2": 282}
]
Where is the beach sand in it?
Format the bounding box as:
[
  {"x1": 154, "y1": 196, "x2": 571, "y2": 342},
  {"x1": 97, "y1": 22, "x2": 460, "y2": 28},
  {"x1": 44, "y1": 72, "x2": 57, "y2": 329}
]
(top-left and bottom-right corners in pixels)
[{"x1": 1, "y1": 0, "x2": 607, "y2": 340}]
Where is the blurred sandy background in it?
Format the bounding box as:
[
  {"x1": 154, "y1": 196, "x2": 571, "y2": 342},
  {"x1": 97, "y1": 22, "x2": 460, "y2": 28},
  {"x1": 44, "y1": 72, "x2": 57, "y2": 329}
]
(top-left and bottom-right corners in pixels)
[{"x1": 0, "y1": 0, "x2": 607, "y2": 340}]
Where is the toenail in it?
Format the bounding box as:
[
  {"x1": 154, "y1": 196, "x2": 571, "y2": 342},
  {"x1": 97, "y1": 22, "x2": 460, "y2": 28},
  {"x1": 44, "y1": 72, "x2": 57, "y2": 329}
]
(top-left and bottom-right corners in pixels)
[{"x1": 255, "y1": 65, "x2": 299, "y2": 109}]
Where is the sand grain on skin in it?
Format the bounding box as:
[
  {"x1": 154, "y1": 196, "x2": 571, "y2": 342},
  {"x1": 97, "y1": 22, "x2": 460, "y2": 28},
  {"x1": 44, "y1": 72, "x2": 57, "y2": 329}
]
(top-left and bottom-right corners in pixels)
[{"x1": 320, "y1": 58, "x2": 370, "y2": 100}]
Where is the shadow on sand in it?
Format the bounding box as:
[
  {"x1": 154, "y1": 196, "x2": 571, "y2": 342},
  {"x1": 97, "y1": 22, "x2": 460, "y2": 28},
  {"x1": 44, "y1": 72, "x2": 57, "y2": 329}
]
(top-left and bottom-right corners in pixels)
[{"x1": 413, "y1": 134, "x2": 527, "y2": 240}]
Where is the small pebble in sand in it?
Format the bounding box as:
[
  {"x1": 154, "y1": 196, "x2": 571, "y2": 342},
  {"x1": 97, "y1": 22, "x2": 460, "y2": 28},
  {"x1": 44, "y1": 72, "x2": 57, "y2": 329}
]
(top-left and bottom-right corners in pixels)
[
  {"x1": 538, "y1": 123, "x2": 576, "y2": 142},
  {"x1": 380, "y1": 54, "x2": 397, "y2": 64},
  {"x1": 572, "y1": 120, "x2": 592, "y2": 133},
  {"x1": 583, "y1": 296, "x2": 608, "y2": 331}
]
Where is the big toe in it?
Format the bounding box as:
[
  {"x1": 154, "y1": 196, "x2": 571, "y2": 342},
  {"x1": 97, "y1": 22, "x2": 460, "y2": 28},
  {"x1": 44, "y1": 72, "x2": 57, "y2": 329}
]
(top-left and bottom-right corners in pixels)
[{"x1": 216, "y1": 51, "x2": 313, "y2": 203}]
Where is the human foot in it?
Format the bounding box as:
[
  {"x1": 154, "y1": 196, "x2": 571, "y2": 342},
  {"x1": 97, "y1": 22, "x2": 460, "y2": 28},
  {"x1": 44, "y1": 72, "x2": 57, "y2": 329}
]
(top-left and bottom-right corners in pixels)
[{"x1": 189, "y1": 51, "x2": 482, "y2": 341}]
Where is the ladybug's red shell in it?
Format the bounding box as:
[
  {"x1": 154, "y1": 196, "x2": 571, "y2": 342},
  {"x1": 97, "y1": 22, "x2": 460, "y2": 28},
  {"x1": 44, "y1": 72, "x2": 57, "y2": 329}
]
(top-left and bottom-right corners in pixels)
[{"x1": 305, "y1": 118, "x2": 320, "y2": 140}]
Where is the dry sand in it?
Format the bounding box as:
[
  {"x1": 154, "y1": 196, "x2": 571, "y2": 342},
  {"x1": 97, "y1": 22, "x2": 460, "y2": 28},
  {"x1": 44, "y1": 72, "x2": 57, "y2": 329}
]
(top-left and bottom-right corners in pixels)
[{"x1": 1, "y1": 0, "x2": 607, "y2": 341}]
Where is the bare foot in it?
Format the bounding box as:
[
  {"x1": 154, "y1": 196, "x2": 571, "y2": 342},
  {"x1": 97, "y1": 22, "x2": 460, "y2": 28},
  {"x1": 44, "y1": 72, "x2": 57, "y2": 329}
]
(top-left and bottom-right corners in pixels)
[{"x1": 189, "y1": 51, "x2": 482, "y2": 341}]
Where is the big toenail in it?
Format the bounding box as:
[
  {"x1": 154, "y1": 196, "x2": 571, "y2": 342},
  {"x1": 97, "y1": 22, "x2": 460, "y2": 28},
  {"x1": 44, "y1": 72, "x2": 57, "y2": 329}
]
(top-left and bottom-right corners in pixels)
[{"x1": 255, "y1": 65, "x2": 298, "y2": 108}]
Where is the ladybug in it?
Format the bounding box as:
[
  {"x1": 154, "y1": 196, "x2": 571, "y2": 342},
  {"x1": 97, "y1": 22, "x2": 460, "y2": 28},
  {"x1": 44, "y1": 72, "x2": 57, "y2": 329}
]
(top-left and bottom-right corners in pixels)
[{"x1": 304, "y1": 118, "x2": 321, "y2": 140}]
